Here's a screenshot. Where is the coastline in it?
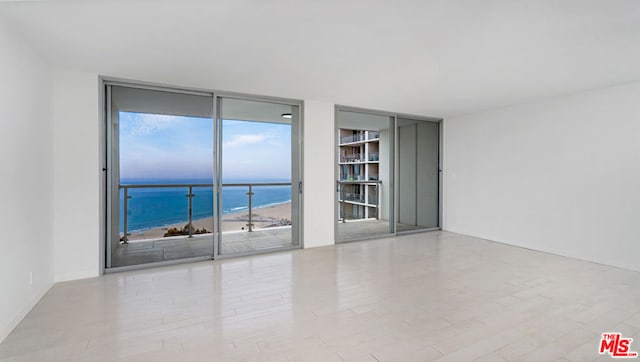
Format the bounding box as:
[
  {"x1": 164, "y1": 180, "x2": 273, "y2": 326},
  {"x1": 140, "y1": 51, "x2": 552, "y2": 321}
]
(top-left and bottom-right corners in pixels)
[{"x1": 126, "y1": 201, "x2": 292, "y2": 240}]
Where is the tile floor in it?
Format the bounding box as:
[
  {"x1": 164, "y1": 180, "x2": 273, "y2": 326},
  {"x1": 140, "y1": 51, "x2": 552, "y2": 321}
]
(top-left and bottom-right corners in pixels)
[{"x1": 2, "y1": 231, "x2": 639, "y2": 361}]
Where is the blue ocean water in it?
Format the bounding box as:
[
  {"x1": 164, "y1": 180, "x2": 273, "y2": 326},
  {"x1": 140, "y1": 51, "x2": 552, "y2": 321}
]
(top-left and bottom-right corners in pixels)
[{"x1": 119, "y1": 178, "x2": 291, "y2": 232}]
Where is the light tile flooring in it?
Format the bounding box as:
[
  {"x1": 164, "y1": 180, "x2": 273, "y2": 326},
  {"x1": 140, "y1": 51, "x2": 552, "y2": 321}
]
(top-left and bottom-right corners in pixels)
[
  {"x1": 112, "y1": 228, "x2": 293, "y2": 267},
  {"x1": 2, "y1": 231, "x2": 640, "y2": 361}
]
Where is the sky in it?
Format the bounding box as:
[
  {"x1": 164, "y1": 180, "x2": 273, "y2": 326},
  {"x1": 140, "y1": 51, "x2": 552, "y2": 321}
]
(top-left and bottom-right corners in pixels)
[{"x1": 119, "y1": 112, "x2": 291, "y2": 181}]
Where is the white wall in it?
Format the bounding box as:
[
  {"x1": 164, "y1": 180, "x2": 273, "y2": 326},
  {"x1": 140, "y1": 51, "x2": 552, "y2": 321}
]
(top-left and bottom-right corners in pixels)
[
  {"x1": 52, "y1": 70, "x2": 101, "y2": 281},
  {"x1": 302, "y1": 100, "x2": 336, "y2": 248},
  {"x1": 0, "y1": 23, "x2": 54, "y2": 342},
  {"x1": 444, "y1": 82, "x2": 640, "y2": 272}
]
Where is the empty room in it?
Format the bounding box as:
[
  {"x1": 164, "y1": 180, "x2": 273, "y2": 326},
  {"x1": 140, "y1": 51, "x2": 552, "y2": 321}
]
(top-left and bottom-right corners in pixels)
[{"x1": 1, "y1": 0, "x2": 639, "y2": 361}]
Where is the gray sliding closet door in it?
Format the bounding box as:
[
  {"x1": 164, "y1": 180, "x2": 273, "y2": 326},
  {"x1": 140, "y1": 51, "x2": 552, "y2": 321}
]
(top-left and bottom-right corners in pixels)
[{"x1": 397, "y1": 118, "x2": 439, "y2": 232}]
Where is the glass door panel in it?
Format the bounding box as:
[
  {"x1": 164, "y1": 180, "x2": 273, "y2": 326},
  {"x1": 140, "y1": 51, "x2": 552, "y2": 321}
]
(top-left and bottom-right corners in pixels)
[
  {"x1": 107, "y1": 85, "x2": 215, "y2": 268},
  {"x1": 217, "y1": 97, "x2": 300, "y2": 255},
  {"x1": 396, "y1": 117, "x2": 439, "y2": 232},
  {"x1": 336, "y1": 110, "x2": 394, "y2": 242}
]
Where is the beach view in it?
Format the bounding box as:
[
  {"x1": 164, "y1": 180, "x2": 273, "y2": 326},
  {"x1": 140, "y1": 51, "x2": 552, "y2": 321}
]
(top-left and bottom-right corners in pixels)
[
  {"x1": 126, "y1": 201, "x2": 292, "y2": 240},
  {"x1": 114, "y1": 108, "x2": 295, "y2": 264}
]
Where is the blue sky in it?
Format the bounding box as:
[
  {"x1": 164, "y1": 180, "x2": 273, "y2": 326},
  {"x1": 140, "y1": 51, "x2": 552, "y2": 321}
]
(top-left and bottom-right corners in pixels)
[{"x1": 119, "y1": 112, "x2": 291, "y2": 181}]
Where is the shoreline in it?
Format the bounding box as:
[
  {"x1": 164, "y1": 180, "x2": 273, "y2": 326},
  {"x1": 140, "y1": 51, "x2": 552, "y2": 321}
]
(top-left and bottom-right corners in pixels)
[
  {"x1": 126, "y1": 201, "x2": 292, "y2": 240},
  {"x1": 127, "y1": 199, "x2": 292, "y2": 233},
  {"x1": 220, "y1": 199, "x2": 291, "y2": 217}
]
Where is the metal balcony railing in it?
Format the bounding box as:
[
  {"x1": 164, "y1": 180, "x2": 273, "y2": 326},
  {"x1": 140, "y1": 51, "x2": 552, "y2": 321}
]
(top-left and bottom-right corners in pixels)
[
  {"x1": 340, "y1": 174, "x2": 365, "y2": 181},
  {"x1": 119, "y1": 182, "x2": 291, "y2": 243},
  {"x1": 340, "y1": 131, "x2": 380, "y2": 144},
  {"x1": 340, "y1": 133, "x2": 365, "y2": 144},
  {"x1": 342, "y1": 192, "x2": 365, "y2": 203},
  {"x1": 340, "y1": 154, "x2": 365, "y2": 163}
]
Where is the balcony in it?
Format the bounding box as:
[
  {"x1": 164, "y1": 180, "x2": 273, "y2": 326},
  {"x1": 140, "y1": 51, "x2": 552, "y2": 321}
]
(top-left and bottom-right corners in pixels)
[
  {"x1": 340, "y1": 131, "x2": 380, "y2": 145},
  {"x1": 337, "y1": 180, "x2": 381, "y2": 222},
  {"x1": 112, "y1": 182, "x2": 294, "y2": 267},
  {"x1": 340, "y1": 154, "x2": 365, "y2": 163},
  {"x1": 340, "y1": 133, "x2": 365, "y2": 144},
  {"x1": 342, "y1": 192, "x2": 365, "y2": 203},
  {"x1": 340, "y1": 175, "x2": 366, "y2": 181}
]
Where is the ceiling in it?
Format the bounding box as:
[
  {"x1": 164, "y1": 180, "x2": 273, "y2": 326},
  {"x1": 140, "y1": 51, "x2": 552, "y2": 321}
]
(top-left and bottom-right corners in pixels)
[{"x1": 1, "y1": 0, "x2": 639, "y2": 117}]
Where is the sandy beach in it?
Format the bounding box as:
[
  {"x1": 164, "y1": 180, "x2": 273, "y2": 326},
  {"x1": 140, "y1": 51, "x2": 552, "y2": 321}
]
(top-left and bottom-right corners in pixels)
[{"x1": 127, "y1": 202, "x2": 292, "y2": 240}]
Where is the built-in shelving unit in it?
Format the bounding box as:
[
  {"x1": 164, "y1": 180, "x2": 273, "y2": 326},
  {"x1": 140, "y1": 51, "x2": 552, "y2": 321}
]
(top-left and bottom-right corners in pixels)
[{"x1": 338, "y1": 129, "x2": 381, "y2": 221}]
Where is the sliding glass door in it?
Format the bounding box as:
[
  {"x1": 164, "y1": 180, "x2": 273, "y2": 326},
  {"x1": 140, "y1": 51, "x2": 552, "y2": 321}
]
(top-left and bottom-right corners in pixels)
[
  {"x1": 216, "y1": 97, "x2": 300, "y2": 255},
  {"x1": 335, "y1": 110, "x2": 394, "y2": 242},
  {"x1": 105, "y1": 83, "x2": 301, "y2": 269},
  {"x1": 106, "y1": 85, "x2": 216, "y2": 268},
  {"x1": 335, "y1": 107, "x2": 441, "y2": 242}
]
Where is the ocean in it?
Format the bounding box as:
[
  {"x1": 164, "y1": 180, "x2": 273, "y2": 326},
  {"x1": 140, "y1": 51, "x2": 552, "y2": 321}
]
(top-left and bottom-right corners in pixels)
[{"x1": 119, "y1": 178, "x2": 292, "y2": 232}]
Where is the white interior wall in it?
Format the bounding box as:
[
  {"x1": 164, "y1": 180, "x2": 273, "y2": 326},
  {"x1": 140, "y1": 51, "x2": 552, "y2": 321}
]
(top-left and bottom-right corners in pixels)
[
  {"x1": 302, "y1": 100, "x2": 336, "y2": 248},
  {"x1": 0, "y1": 23, "x2": 55, "y2": 342},
  {"x1": 444, "y1": 82, "x2": 640, "y2": 272},
  {"x1": 52, "y1": 70, "x2": 101, "y2": 281}
]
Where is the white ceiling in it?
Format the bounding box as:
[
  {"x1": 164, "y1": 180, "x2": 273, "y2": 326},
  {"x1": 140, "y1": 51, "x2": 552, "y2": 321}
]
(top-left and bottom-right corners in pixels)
[{"x1": 1, "y1": 0, "x2": 639, "y2": 117}]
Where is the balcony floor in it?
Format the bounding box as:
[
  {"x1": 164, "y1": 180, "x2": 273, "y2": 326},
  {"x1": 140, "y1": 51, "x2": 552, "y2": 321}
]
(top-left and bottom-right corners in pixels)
[
  {"x1": 111, "y1": 227, "x2": 293, "y2": 268},
  {"x1": 337, "y1": 219, "x2": 434, "y2": 241}
]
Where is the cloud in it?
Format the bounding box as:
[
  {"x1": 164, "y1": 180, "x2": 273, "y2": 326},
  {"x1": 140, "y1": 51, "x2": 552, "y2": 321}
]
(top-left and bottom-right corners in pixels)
[
  {"x1": 126, "y1": 113, "x2": 185, "y2": 136},
  {"x1": 223, "y1": 134, "x2": 268, "y2": 147}
]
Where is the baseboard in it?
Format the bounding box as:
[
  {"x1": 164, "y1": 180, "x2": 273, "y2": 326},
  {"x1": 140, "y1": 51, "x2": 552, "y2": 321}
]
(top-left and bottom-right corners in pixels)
[
  {"x1": 0, "y1": 283, "x2": 52, "y2": 344},
  {"x1": 442, "y1": 228, "x2": 640, "y2": 273},
  {"x1": 55, "y1": 269, "x2": 99, "y2": 283}
]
